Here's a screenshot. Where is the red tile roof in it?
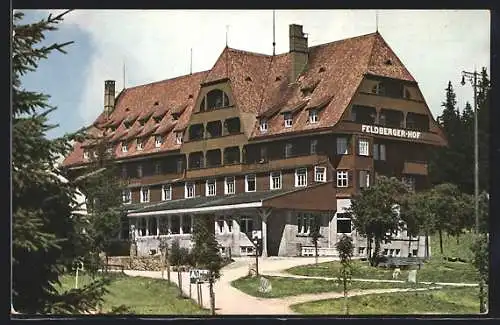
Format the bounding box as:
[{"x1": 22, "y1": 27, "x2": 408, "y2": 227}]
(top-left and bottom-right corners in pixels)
[{"x1": 63, "y1": 31, "x2": 420, "y2": 167}]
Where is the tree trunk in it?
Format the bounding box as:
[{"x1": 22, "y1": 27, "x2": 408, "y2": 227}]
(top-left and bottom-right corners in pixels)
[
  {"x1": 314, "y1": 241, "x2": 318, "y2": 266},
  {"x1": 456, "y1": 234, "x2": 460, "y2": 245},
  {"x1": 177, "y1": 270, "x2": 183, "y2": 297},
  {"x1": 367, "y1": 237, "x2": 372, "y2": 262},
  {"x1": 209, "y1": 280, "x2": 216, "y2": 315},
  {"x1": 439, "y1": 229, "x2": 443, "y2": 254},
  {"x1": 371, "y1": 239, "x2": 381, "y2": 267},
  {"x1": 343, "y1": 271, "x2": 348, "y2": 315},
  {"x1": 105, "y1": 254, "x2": 109, "y2": 273},
  {"x1": 425, "y1": 232, "x2": 430, "y2": 259},
  {"x1": 407, "y1": 235, "x2": 412, "y2": 257}
]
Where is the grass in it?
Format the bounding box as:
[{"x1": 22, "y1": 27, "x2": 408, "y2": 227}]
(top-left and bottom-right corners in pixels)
[
  {"x1": 287, "y1": 231, "x2": 479, "y2": 284},
  {"x1": 231, "y1": 276, "x2": 428, "y2": 298},
  {"x1": 57, "y1": 273, "x2": 208, "y2": 315},
  {"x1": 291, "y1": 286, "x2": 480, "y2": 315}
]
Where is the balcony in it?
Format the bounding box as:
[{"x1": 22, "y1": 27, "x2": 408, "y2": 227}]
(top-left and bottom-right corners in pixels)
[
  {"x1": 402, "y1": 161, "x2": 428, "y2": 176},
  {"x1": 126, "y1": 172, "x2": 183, "y2": 186},
  {"x1": 185, "y1": 163, "x2": 244, "y2": 179},
  {"x1": 243, "y1": 154, "x2": 328, "y2": 173}
]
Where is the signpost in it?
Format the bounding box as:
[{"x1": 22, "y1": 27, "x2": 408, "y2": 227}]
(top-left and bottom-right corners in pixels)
[
  {"x1": 73, "y1": 260, "x2": 84, "y2": 289},
  {"x1": 190, "y1": 269, "x2": 209, "y2": 307}
]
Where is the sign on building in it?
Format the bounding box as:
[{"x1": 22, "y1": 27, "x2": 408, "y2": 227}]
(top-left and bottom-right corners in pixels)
[{"x1": 361, "y1": 124, "x2": 422, "y2": 140}]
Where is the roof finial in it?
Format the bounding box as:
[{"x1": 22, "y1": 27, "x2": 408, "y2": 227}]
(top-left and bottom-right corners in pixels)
[
  {"x1": 272, "y1": 10, "x2": 276, "y2": 56},
  {"x1": 226, "y1": 25, "x2": 229, "y2": 47},
  {"x1": 376, "y1": 10, "x2": 379, "y2": 32},
  {"x1": 190, "y1": 48, "x2": 193, "y2": 75},
  {"x1": 122, "y1": 60, "x2": 126, "y2": 90}
]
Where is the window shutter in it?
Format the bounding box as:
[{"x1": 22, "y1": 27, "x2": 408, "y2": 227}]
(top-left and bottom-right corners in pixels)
[{"x1": 348, "y1": 170, "x2": 353, "y2": 187}]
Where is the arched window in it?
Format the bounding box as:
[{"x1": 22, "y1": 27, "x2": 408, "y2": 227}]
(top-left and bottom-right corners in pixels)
[{"x1": 201, "y1": 89, "x2": 230, "y2": 111}]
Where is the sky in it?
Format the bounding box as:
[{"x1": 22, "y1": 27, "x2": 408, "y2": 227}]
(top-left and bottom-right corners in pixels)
[{"x1": 19, "y1": 10, "x2": 490, "y2": 139}]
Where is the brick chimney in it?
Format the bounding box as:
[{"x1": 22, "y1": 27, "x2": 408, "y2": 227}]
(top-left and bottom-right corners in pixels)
[
  {"x1": 104, "y1": 80, "x2": 116, "y2": 116},
  {"x1": 289, "y1": 24, "x2": 308, "y2": 82}
]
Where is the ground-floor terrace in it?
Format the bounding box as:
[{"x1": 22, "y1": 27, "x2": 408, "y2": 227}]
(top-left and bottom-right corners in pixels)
[{"x1": 127, "y1": 182, "x2": 427, "y2": 258}]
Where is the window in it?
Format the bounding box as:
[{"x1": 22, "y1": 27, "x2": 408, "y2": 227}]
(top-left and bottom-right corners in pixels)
[
  {"x1": 359, "y1": 170, "x2": 370, "y2": 188},
  {"x1": 297, "y1": 213, "x2": 315, "y2": 235},
  {"x1": 137, "y1": 164, "x2": 143, "y2": 178},
  {"x1": 185, "y1": 182, "x2": 195, "y2": 198},
  {"x1": 225, "y1": 176, "x2": 235, "y2": 195},
  {"x1": 121, "y1": 142, "x2": 128, "y2": 153},
  {"x1": 395, "y1": 249, "x2": 401, "y2": 257},
  {"x1": 285, "y1": 143, "x2": 293, "y2": 158},
  {"x1": 270, "y1": 171, "x2": 282, "y2": 190},
  {"x1": 176, "y1": 158, "x2": 184, "y2": 173},
  {"x1": 182, "y1": 215, "x2": 193, "y2": 234},
  {"x1": 314, "y1": 166, "x2": 327, "y2": 182},
  {"x1": 383, "y1": 249, "x2": 389, "y2": 256},
  {"x1": 310, "y1": 139, "x2": 318, "y2": 154},
  {"x1": 372, "y1": 82, "x2": 385, "y2": 95},
  {"x1": 402, "y1": 176, "x2": 416, "y2": 192},
  {"x1": 162, "y1": 184, "x2": 172, "y2": 201},
  {"x1": 337, "y1": 170, "x2": 349, "y2": 188},
  {"x1": 175, "y1": 132, "x2": 183, "y2": 145},
  {"x1": 138, "y1": 218, "x2": 147, "y2": 236},
  {"x1": 295, "y1": 168, "x2": 307, "y2": 187},
  {"x1": 259, "y1": 119, "x2": 268, "y2": 132},
  {"x1": 260, "y1": 146, "x2": 268, "y2": 162},
  {"x1": 206, "y1": 179, "x2": 216, "y2": 197},
  {"x1": 309, "y1": 109, "x2": 319, "y2": 123},
  {"x1": 358, "y1": 138, "x2": 369, "y2": 156},
  {"x1": 336, "y1": 137, "x2": 348, "y2": 155},
  {"x1": 136, "y1": 138, "x2": 144, "y2": 150},
  {"x1": 83, "y1": 150, "x2": 89, "y2": 160},
  {"x1": 205, "y1": 89, "x2": 230, "y2": 110},
  {"x1": 239, "y1": 217, "x2": 254, "y2": 234},
  {"x1": 336, "y1": 213, "x2": 351, "y2": 233},
  {"x1": 148, "y1": 217, "x2": 158, "y2": 236},
  {"x1": 155, "y1": 135, "x2": 163, "y2": 148},
  {"x1": 217, "y1": 217, "x2": 225, "y2": 234},
  {"x1": 170, "y1": 215, "x2": 180, "y2": 234},
  {"x1": 358, "y1": 247, "x2": 366, "y2": 255},
  {"x1": 121, "y1": 165, "x2": 128, "y2": 178},
  {"x1": 245, "y1": 174, "x2": 256, "y2": 192},
  {"x1": 122, "y1": 189, "x2": 131, "y2": 204},
  {"x1": 373, "y1": 144, "x2": 387, "y2": 161},
  {"x1": 412, "y1": 249, "x2": 418, "y2": 257},
  {"x1": 140, "y1": 187, "x2": 150, "y2": 203},
  {"x1": 284, "y1": 112, "x2": 293, "y2": 128},
  {"x1": 227, "y1": 218, "x2": 233, "y2": 232}
]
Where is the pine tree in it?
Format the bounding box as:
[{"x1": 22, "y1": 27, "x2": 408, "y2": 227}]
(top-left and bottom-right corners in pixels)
[
  {"x1": 460, "y1": 102, "x2": 474, "y2": 193},
  {"x1": 191, "y1": 217, "x2": 223, "y2": 315},
  {"x1": 335, "y1": 235, "x2": 354, "y2": 315},
  {"x1": 12, "y1": 10, "x2": 109, "y2": 314},
  {"x1": 429, "y1": 81, "x2": 465, "y2": 190},
  {"x1": 76, "y1": 135, "x2": 126, "y2": 272}
]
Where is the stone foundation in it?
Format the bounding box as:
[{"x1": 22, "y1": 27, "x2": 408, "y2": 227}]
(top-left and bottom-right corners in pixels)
[{"x1": 106, "y1": 256, "x2": 163, "y2": 271}]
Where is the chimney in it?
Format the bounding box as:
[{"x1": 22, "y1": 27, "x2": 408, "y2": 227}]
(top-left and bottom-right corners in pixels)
[
  {"x1": 289, "y1": 24, "x2": 308, "y2": 82},
  {"x1": 104, "y1": 80, "x2": 116, "y2": 116}
]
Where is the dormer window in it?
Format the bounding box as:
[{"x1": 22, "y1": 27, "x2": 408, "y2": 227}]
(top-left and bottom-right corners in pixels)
[
  {"x1": 372, "y1": 82, "x2": 385, "y2": 96},
  {"x1": 284, "y1": 113, "x2": 293, "y2": 128},
  {"x1": 200, "y1": 89, "x2": 230, "y2": 111},
  {"x1": 259, "y1": 119, "x2": 268, "y2": 133},
  {"x1": 83, "y1": 150, "x2": 89, "y2": 160},
  {"x1": 155, "y1": 135, "x2": 163, "y2": 148},
  {"x1": 121, "y1": 142, "x2": 128, "y2": 153},
  {"x1": 136, "y1": 138, "x2": 144, "y2": 151},
  {"x1": 309, "y1": 109, "x2": 319, "y2": 124},
  {"x1": 175, "y1": 131, "x2": 183, "y2": 145}
]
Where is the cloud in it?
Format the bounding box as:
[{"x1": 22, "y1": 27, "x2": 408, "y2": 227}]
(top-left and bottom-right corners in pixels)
[{"x1": 57, "y1": 10, "x2": 489, "y2": 125}]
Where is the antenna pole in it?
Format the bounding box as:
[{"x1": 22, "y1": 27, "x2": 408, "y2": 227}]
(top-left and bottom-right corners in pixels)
[
  {"x1": 190, "y1": 48, "x2": 193, "y2": 75},
  {"x1": 376, "y1": 10, "x2": 379, "y2": 32},
  {"x1": 123, "y1": 61, "x2": 126, "y2": 89},
  {"x1": 272, "y1": 10, "x2": 276, "y2": 56},
  {"x1": 226, "y1": 25, "x2": 229, "y2": 47}
]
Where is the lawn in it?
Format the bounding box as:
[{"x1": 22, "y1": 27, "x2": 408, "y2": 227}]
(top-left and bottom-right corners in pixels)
[
  {"x1": 231, "y1": 276, "x2": 428, "y2": 298},
  {"x1": 287, "y1": 231, "x2": 479, "y2": 284},
  {"x1": 57, "y1": 273, "x2": 208, "y2": 315},
  {"x1": 291, "y1": 286, "x2": 480, "y2": 315}
]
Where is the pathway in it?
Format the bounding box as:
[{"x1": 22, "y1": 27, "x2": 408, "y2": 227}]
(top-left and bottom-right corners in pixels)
[
  {"x1": 262, "y1": 271, "x2": 479, "y2": 287},
  {"x1": 124, "y1": 257, "x2": 468, "y2": 315}
]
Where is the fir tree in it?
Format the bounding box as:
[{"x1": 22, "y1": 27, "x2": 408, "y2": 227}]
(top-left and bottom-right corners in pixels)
[
  {"x1": 335, "y1": 235, "x2": 354, "y2": 315},
  {"x1": 191, "y1": 217, "x2": 223, "y2": 315},
  {"x1": 476, "y1": 68, "x2": 490, "y2": 193},
  {"x1": 12, "y1": 10, "x2": 109, "y2": 314}
]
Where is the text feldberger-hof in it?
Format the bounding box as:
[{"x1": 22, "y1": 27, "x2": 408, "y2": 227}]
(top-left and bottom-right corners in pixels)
[{"x1": 361, "y1": 125, "x2": 422, "y2": 140}]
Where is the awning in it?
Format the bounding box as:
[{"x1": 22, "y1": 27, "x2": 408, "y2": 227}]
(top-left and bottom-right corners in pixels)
[{"x1": 128, "y1": 182, "x2": 337, "y2": 217}]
